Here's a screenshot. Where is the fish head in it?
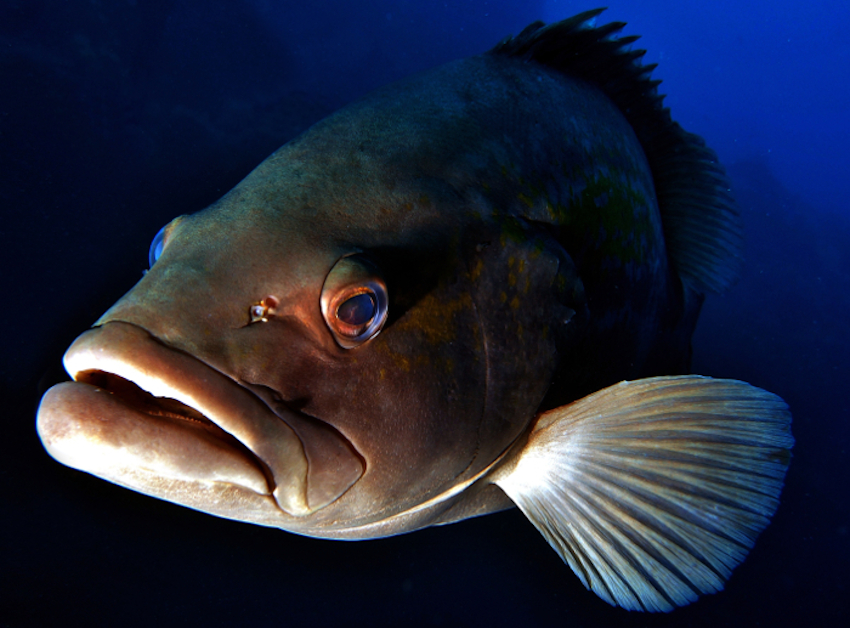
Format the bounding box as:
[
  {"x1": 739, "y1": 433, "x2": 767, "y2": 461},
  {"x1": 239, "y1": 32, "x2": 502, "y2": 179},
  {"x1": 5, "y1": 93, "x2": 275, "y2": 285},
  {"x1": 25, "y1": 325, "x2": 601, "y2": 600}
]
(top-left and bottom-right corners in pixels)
[{"x1": 37, "y1": 88, "x2": 583, "y2": 537}]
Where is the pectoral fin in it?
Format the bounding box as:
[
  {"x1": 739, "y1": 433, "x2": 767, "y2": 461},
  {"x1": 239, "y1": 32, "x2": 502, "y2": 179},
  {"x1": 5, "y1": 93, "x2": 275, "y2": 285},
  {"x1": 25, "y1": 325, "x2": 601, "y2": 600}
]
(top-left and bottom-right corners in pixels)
[{"x1": 492, "y1": 376, "x2": 793, "y2": 612}]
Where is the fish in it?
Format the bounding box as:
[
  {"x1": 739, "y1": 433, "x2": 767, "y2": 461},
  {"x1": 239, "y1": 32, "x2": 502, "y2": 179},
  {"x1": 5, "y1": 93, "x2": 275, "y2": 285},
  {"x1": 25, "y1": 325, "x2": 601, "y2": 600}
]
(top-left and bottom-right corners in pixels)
[{"x1": 36, "y1": 9, "x2": 793, "y2": 612}]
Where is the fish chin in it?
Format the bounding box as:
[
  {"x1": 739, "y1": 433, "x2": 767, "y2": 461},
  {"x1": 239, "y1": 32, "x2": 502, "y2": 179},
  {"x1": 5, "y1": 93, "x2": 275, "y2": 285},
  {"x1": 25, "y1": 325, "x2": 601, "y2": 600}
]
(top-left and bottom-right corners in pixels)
[{"x1": 36, "y1": 322, "x2": 363, "y2": 522}]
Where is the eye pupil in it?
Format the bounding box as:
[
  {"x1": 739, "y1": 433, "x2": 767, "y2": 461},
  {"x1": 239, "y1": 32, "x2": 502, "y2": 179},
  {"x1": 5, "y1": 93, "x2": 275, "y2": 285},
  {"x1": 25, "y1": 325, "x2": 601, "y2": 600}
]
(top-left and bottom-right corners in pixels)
[{"x1": 337, "y1": 292, "x2": 376, "y2": 327}]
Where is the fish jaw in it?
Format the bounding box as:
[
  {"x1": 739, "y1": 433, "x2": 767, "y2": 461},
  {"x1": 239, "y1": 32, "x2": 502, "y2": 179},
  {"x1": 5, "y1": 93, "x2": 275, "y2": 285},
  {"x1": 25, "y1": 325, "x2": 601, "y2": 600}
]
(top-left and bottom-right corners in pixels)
[{"x1": 36, "y1": 321, "x2": 363, "y2": 523}]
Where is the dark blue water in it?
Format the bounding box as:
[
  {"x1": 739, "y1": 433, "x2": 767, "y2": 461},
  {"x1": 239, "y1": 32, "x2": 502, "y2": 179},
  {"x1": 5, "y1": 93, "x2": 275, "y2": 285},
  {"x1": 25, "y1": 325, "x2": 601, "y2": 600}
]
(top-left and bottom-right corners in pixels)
[{"x1": 2, "y1": 1, "x2": 847, "y2": 626}]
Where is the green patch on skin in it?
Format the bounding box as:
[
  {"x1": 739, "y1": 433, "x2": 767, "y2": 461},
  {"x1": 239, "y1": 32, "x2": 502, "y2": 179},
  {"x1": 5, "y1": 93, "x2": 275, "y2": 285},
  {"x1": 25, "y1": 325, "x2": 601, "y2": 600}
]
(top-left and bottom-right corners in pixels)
[
  {"x1": 531, "y1": 239, "x2": 546, "y2": 256},
  {"x1": 499, "y1": 216, "x2": 528, "y2": 245},
  {"x1": 550, "y1": 173, "x2": 653, "y2": 266},
  {"x1": 469, "y1": 257, "x2": 485, "y2": 281},
  {"x1": 495, "y1": 148, "x2": 653, "y2": 272},
  {"x1": 517, "y1": 192, "x2": 535, "y2": 209},
  {"x1": 507, "y1": 256, "x2": 528, "y2": 290}
]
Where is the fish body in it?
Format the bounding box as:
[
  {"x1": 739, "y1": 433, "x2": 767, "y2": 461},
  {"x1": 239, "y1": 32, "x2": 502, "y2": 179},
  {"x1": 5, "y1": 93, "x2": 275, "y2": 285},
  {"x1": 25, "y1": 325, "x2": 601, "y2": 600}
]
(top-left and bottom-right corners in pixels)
[{"x1": 37, "y1": 10, "x2": 792, "y2": 612}]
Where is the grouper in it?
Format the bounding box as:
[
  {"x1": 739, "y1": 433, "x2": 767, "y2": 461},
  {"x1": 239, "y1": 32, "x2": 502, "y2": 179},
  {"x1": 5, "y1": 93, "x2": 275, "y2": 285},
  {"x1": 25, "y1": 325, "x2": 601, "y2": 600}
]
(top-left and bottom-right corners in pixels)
[{"x1": 36, "y1": 10, "x2": 793, "y2": 612}]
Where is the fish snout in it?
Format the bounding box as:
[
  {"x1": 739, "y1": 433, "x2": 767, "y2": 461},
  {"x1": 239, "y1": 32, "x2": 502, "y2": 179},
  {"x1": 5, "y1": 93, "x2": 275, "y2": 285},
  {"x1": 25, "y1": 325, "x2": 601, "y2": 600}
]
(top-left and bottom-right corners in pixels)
[{"x1": 36, "y1": 322, "x2": 361, "y2": 520}]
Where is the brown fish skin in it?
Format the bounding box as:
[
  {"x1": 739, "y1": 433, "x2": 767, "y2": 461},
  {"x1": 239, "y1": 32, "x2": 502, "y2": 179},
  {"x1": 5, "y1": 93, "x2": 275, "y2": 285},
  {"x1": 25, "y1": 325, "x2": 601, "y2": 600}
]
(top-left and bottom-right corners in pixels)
[
  {"x1": 38, "y1": 47, "x2": 684, "y2": 532},
  {"x1": 45, "y1": 52, "x2": 623, "y2": 534}
]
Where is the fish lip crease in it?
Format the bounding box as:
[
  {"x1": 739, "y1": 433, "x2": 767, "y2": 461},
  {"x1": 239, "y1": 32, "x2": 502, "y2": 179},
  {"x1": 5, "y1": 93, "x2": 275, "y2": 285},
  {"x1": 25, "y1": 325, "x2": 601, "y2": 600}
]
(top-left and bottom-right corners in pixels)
[
  {"x1": 56, "y1": 320, "x2": 315, "y2": 515},
  {"x1": 73, "y1": 367, "x2": 279, "y2": 492}
]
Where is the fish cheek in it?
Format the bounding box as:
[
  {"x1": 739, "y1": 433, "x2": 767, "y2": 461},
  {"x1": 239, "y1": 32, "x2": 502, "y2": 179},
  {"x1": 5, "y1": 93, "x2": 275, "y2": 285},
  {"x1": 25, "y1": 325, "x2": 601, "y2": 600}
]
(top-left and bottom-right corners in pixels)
[
  {"x1": 309, "y1": 233, "x2": 577, "y2": 520},
  {"x1": 305, "y1": 281, "x2": 490, "y2": 518}
]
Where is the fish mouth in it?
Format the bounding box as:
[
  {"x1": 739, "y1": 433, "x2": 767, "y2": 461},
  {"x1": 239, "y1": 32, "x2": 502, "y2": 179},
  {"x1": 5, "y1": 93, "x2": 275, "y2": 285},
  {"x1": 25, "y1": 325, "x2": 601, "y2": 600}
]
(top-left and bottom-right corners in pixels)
[{"x1": 36, "y1": 322, "x2": 363, "y2": 519}]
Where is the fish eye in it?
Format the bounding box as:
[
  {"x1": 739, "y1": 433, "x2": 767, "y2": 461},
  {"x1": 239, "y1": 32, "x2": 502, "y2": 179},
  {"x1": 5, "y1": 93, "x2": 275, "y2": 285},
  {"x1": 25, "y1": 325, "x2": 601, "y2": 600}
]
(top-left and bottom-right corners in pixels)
[
  {"x1": 148, "y1": 225, "x2": 167, "y2": 268},
  {"x1": 321, "y1": 255, "x2": 388, "y2": 349},
  {"x1": 147, "y1": 216, "x2": 185, "y2": 269}
]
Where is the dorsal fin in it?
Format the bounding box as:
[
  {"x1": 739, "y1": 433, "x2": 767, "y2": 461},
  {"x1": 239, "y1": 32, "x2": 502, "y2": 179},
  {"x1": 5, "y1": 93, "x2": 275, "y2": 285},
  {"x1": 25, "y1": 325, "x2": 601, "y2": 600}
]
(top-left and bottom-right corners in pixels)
[{"x1": 490, "y1": 9, "x2": 742, "y2": 294}]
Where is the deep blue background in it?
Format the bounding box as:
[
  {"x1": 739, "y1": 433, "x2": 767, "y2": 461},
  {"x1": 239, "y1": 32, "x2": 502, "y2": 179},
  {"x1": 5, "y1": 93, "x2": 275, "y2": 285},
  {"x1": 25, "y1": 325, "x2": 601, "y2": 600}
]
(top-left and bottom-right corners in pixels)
[{"x1": 2, "y1": 1, "x2": 847, "y2": 626}]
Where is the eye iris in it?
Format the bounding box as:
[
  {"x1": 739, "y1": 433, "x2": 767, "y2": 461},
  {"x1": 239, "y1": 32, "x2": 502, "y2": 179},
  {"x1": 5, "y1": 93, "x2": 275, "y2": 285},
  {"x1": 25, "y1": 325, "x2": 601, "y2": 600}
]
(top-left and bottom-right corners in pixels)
[{"x1": 337, "y1": 292, "x2": 376, "y2": 328}]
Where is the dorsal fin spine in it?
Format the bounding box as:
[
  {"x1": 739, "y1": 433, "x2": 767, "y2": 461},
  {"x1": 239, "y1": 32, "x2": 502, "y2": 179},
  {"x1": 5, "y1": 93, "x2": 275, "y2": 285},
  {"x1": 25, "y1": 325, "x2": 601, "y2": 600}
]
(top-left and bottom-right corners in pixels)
[{"x1": 491, "y1": 9, "x2": 742, "y2": 293}]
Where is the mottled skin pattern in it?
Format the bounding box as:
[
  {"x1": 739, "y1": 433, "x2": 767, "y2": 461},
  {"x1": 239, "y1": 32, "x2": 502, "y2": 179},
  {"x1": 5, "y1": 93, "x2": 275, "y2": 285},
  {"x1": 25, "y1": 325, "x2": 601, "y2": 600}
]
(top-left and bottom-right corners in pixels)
[{"x1": 90, "y1": 52, "x2": 697, "y2": 537}]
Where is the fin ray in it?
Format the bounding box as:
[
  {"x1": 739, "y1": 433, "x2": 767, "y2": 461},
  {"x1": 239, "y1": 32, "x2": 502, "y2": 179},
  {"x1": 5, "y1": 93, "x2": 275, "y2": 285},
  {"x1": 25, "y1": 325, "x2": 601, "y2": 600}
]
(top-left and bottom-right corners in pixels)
[
  {"x1": 491, "y1": 11, "x2": 743, "y2": 293},
  {"x1": 494, "y1": 376, "x2": 793, "y2": 612}
]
